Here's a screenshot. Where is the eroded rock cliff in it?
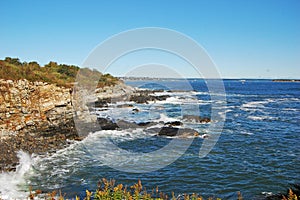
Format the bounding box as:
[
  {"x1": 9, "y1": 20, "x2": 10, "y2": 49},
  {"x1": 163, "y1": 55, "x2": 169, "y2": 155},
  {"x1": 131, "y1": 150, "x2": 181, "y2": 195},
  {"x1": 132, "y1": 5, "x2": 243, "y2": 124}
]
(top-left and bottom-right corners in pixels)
[
  {"x1": 0, "y1": 78, "x2": 136, "y2": 171},
  {"x1": 0, "y1": 79, "x2": 75, "y2": 138}
]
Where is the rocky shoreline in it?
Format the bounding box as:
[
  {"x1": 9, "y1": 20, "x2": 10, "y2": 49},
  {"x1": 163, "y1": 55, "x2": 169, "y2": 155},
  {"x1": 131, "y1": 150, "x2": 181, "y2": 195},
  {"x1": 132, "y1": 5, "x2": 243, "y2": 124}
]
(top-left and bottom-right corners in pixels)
[
  {"x1": 0, "y1": 79, "x2": 131, "y2": 171},
  {"x1": 0, "y1": 79, "x2": 210, "y2": 172}
]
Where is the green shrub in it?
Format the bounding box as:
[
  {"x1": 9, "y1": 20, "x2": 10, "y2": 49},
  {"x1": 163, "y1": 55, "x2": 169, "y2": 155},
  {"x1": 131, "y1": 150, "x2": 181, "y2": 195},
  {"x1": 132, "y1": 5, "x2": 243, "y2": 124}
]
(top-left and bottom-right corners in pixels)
[
  {"x1": 0, "y1": 57, "x2": 120, "y2": 88},
  {"x1": 29, "y1": 178, "x2": 224, "y2": 200}
]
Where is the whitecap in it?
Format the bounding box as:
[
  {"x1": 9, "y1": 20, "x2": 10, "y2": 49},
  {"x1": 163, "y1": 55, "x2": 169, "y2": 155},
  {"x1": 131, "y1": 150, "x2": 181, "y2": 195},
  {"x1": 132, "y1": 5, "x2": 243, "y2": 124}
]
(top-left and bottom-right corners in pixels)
[
  {"x1": 240, "y1": 100, "x2": 274, "y2": 112},
  {"x1": 240, "y1": 131, "x2": 254, "y2": 135},
  {"x1": 0, "y1": 151, "x2": 33, "y2": 200},
  {"x1": 154, "y1": 113, "x2": 179, "y2": 123},
  {"x1": 247, "y1": 115, "x2": 277, "y2": 121}
]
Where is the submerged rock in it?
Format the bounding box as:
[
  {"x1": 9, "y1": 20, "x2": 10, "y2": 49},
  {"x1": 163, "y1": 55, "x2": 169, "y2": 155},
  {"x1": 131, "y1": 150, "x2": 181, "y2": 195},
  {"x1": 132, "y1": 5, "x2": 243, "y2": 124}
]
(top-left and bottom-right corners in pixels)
[
  {"x1": 136, "y1": 121, "x2": 157, "y2": 127},
  {"x1": 132, "y1": 108, "x2": 140, "y2": 113},
  {"x1": 114, "y1": 120, "x2": 138, "y2": 129},
  {"x1": 158, "y1": 127, "x2": 199, "y2": 137},
  {"x1": 116, "y1": 120, "x2": 157, "y2": 129},
  {"x1": 97, "y1": 117, "x2": 118, "y2": 130},
  {"x1": 129, "y1": 90, "x2": 170, "y2": 104},
  {"x1": 146, "y1": 127, "x2": 199, "y2": 137},
  {"x1": 182, "y1": 115, "x2": 211, "y2": 123},
  {"x1": 91, "y1": 99, "x2": 110, "y2": 108},
  {"x1": 164, "y1": 121, "x2": 183, "y2": 126},
  {"x1": 116, "y1": 104, "x2": 134, "y2": 108}
]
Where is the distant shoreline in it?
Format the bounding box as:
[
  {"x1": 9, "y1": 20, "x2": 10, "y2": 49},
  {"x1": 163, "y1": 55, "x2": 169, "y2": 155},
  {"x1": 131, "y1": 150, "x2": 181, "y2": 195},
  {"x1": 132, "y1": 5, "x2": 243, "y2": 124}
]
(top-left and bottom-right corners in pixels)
[
  {"x1": 121, "y1": 77, "x2": 300, "y2": 82},
  {"x1": 272, "y1": 79, "x2": 300, "y2": 82}
]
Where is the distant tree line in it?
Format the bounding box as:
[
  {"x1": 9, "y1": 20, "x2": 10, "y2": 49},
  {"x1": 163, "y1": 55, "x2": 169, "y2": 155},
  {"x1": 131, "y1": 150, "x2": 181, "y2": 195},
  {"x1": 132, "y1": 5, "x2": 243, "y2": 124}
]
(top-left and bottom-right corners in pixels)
[{"x1": 0, "y1": 57, "x2": 120, "y2": 87}]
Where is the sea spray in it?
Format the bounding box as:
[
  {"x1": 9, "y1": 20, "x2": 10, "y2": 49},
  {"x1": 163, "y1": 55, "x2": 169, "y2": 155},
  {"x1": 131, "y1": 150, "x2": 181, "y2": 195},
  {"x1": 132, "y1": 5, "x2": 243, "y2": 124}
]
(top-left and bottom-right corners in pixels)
[{"x1": 0, "y1": 151, "x2": 32, "y2": 200}]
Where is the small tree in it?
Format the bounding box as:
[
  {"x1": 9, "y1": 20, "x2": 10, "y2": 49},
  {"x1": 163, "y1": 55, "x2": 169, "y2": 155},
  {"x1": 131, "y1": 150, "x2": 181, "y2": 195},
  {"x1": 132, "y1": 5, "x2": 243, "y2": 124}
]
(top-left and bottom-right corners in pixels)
[{"x1": 4, "y1": 57, "x2": 22, "y2": 66}]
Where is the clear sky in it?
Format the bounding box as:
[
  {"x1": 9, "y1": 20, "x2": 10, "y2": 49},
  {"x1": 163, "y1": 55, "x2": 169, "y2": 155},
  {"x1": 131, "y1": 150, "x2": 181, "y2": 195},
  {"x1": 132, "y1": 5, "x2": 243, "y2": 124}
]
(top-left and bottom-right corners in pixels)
[{"x1": 0, "y1": 0, "x2": 299, "y2": 78}]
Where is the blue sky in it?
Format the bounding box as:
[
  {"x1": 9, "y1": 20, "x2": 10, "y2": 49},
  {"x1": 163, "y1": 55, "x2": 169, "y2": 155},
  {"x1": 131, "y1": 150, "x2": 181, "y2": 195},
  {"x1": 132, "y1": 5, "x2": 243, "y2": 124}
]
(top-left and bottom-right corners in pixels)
[{"x1": 0, "y1": 0, "x2": 299, "y2": 78}]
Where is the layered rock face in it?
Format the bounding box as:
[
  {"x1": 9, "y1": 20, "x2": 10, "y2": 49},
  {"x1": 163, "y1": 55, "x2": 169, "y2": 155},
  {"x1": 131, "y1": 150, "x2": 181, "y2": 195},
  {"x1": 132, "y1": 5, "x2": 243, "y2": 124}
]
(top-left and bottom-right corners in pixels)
[
  {"x1": 0, "y1": 79, "x2": 78, "y2": 171},
  {"x1": 0, "y1": 79, "x2": 75, "y2": 138},
  {"x1": 0, "y1": 79, "x2": 135, "y2": 171},
  {"x1": 0, "y1": 78, "x2": 136, "y2": 138}
]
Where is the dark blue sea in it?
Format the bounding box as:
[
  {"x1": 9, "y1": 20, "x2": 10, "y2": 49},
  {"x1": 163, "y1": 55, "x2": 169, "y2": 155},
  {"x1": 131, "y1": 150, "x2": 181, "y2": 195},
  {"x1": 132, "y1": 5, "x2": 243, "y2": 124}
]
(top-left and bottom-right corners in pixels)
[{"x1": 1, "y1": 79, "x2": 299, "y2": 199}]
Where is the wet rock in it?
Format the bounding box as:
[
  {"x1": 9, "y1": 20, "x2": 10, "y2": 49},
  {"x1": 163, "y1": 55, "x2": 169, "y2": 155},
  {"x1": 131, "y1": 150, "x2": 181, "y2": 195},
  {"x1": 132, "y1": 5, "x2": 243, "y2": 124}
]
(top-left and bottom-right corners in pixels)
[
  {"x1": 95, "y1": 83, "x2": 135, "y2": 101},
  {"x1": 97, "y1": 117, "x2": 118, "y2": 130},
  {"x1": 132, "y1": 108, "x2": 139, "y2": 113},
  {"x1": 116, "y1": 120, "x2": 157, "y2": 129},
  {"x1": 0, "y1": 127, "x2": 79, "y2": 172},
  {"x1": 75, "y1": 120, "x2": 101, "y2": 136},
  {"x1": 153, "y1": 95, "x2": 170, "y2": 101},
  {"x1": 116, "y1": 104, "x2": 133, "y2": 108},
  {"x1": 146, "y1": 127, "x2": 199, "y2": 137},
  {"x1": 182, "y1": 115, "x2": 211, "y2": 123},
  {"x1": 159, "y1": 127, "x2": 199, "y2": 137},
  {"x1": 137, "y1": 121, "x2": 157, "y2": 127},
  {"x1": 158, "y1": 127, "x2": 179, "y2": 136},
  {"x1": 129, "y1": 90, "x2": 170, "y2": 104},
  {"x1": 116, "y1": 120, "x2": 139, "y2": 129},
  {"x1": 130, "y1": 95, "x2": 150, "y2": 104},
  {"x1": 90, "y1": 98, "x2": 110, "y2": 108},
  {"x1": 164, "y1": 121, "x2": 183, "y2": 126}
]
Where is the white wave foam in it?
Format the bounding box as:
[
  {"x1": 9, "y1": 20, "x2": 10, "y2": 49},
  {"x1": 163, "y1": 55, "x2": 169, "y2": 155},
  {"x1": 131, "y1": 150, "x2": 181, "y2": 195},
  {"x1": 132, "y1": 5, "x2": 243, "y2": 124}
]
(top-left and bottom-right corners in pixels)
[
  {"x1": 247, "y1": 115, "x2": 277, "y2": 121},
  {"x1": 241, "y1": 101, "x2": 265, "y2": 108},
  {"x1": 248, "y1": 116, "x2": 264, "y2": 121},
  {"x1": 153, "y1": 91, "x2": 206, "y2": 97},
  {"x1": 26, "y1": 129, "x2": 156, "y2": 192},
  {"x1": 91, "y1": 129, "x2": 154, "y2": 142},
  {"x1": 154, "y1": 113, "x2": 178, "y2": 123},
  {"x1": 152, "y1": 91, "x2": 172, "y2": 96},
  {"x1": 262, "y1": 191, "x2": 273, "y2": 196},
  {"x1": 282, "y1": 108, "x2": 299, "y2": 112},
  {"x1": 155, "y1": 96, "x2": 209, "y2": 105},
  {"x1": 238, "y1": 131, "x2": 254, "y2": 135},
  {"x1": 240, "y1": 99, "x2": 275, "y2": 112},
  {"x1": 277, "y1": 97, "x2": 300, "y2": 102},
  {"x1": 0, "y1": 151, "x2": 32, "y2": 200},
  {"x1": 26, "y1": 140, "x2": 94, "y2": 191}
]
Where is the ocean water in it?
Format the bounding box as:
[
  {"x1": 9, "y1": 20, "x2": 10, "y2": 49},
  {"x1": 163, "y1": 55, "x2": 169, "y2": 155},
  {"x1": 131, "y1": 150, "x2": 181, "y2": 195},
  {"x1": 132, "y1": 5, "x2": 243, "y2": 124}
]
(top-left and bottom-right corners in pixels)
[{"x1": 0, "y1": 79, "x2": 299, "y2": 199}]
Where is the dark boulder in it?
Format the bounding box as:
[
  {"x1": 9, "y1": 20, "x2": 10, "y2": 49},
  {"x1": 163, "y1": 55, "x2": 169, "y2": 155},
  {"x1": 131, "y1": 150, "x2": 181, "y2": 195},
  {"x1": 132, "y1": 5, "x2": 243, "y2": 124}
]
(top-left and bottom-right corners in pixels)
[
  {"x1": 115, "y1": 120, "x2": 139, "y2": 129},
  {"x1": 116, "y1": 120, "x2": 158, "y2": 129},
  {"x1": 182, "y1": 115, "x2": 211, "y2": 123},
  {"x1": 116, "y1": 104, "x2": 134, "y2": 108},
  {"x1": 158, "y1": 127, "x2": 199, "y2": 137},
  {"x1": 129, "y1": 90, "x2": 170, "y2": 104},
  {"x1": 88, "y1": 98, "x2": 111, "y2": 108},
  {"x1": 137, "y1": 121, "x2": 157, "y2": 127},
  {"x1": 97, "y1": 117, "x2": 118, "y2": 130},
  {"x1": 144, "y1": 127, "x2": 161, "y2": 135},
  {"x1": 153, "y1": 95, "x2": 170, "y2": 101},
  {"x1": 164, "y1": 121, "x2": 183, "y2": 126},
  {"x1": 132, "y1": 108, "x2": 140, "y2": 113},
  {"x1": 130, "y1": 95, "x2": 150, "y2": 104},
  {"x1": 158, "y1": 127, "x2": 179, "y2": 137},
  {"x1": 146, "y1": 127, "x2": 199, "y2": 137}
]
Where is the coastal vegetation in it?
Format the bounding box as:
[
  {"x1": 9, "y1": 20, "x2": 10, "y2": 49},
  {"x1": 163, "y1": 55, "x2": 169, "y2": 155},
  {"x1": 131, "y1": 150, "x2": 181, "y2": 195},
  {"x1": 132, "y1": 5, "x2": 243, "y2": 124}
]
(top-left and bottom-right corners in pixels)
[
  {"x1": 26, "y1": 179, "x2": 300, "y2": 200},
  {"x1": 0, "y1": 57, "x2": 120, "y2": 87},
  {"x1": 28, "y1": 178, "x2": 224, "y2": 200}
]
